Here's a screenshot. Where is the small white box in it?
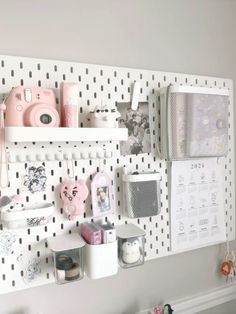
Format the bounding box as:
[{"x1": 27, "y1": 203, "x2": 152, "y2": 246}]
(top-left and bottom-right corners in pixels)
[{"x1": 84, "y1": 241, "x2": 118, "y2": 279}]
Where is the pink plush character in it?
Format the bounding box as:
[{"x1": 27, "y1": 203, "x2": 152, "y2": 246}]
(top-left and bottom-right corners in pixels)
[{"x1": 60, "y1": 180, "x2": 89, "y2": 220}]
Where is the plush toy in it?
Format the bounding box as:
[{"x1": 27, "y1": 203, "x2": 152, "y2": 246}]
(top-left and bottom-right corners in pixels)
[
  {"x1": 0, "y1": 195, "x2": 25, "y2": 212},
  {"x1": 122, "y1": 239, "x2": 141, "y2": 264},
  {"x1": 89, "y1": 104, "x2": 121, "y2": 128},
  {"x1": 60, "y1": 180, "x2": 89, "y2": 220}
]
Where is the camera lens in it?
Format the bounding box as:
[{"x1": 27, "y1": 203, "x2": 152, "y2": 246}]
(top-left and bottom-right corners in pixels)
[{"x1": 40, "y1": 114, "x2": 52, "y2": 124}]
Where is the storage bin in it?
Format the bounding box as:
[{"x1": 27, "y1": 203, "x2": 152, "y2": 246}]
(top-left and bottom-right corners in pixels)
[
  {"x1": 123, "y1": 172, "x2": 161, "y2": 218},
  {"x1": 84, "y1": 240, "x2": 118, "y2": 279},
  {"x1": 47, "y1": 233, "x2": 85, "y2": 284},
  {"x1": 116, "y1": 223, "x2": 145, "y2": 268},
  {"x1": 159, "y1": 85, "x2": 229, "y2": 160},
  {"x1": 0, "y1": 202, "x2": 54, "y2": 229}
]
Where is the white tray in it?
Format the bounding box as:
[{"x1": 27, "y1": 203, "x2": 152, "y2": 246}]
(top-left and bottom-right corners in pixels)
[
  {"x1": 0, "y1": 203, "x2": 54, "y2": 229},
  {"x1": 5, "y1": 127, "x2": 128, "y2": 142}
]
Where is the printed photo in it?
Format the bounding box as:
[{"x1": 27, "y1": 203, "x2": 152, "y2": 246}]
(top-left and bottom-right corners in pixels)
[
  {"x1": 96, "y1": 186, "x2": 110, "y2": 214},
  {"x1": 117, "y1": 102, "x2": 151, "y2": 155}
]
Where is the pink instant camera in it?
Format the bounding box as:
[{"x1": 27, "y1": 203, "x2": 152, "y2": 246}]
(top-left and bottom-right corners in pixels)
[{"x1": 5, "y1": 86, "x2": 60, "y2": 127}]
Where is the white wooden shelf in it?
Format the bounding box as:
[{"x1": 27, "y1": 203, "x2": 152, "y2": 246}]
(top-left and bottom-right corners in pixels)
[{"x1": 5, "y1": 127, "x2": 128, "y2": 142}]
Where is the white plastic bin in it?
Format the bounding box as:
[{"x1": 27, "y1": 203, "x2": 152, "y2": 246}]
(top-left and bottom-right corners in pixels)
[
  {"x1": 123, "y1": 172, "x2": 161, "y2": 218},
  {"x1": 47, "y1": 233, "x2": 85, "y2": 284},
  {"x1": 84, "y1": 240, "x2": 118, "y2": 279},
  {"x1": 116, "y1": 223, "x2": 145, "y2": 269}
]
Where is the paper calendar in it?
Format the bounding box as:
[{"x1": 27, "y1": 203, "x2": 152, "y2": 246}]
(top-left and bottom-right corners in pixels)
[{"x1": 170, "y1": 158, "x2": 226, "y2": 252}]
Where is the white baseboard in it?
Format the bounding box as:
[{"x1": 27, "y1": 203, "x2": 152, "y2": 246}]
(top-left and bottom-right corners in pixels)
[{"x1": 138, "y1": 283, "x2": 236, "y2": 314}]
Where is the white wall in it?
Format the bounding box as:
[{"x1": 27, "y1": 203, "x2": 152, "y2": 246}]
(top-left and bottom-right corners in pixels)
[
  {"x1": 0, "y1": 1, "x2": 236, "y2": 313},
  {"x1": 200, "y1": 299, "x2": 236, "y2": 314}
]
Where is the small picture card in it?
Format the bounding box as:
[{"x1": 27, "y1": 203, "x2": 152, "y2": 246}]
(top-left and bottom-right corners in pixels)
[{"x1": 91, "y1": 172, "x2": 113, "y2": 217}]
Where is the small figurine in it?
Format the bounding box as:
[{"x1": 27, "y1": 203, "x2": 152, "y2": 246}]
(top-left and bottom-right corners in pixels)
[
  {"x1": 220, "y1": 250, "x2": 236, "y2": 282},
  {"x1": 122, "y1": 239, "x2": 141, "y2": 264},
  {"x1": 89, "y1": 103, "x2": 121, "y2": 128},
  {"x1": 153, "y1": 306, "x2": 162, "y2": 314},
  {"x1": 163, "y1": 304, "x2": 174, "y2": 314},
  {"x1": 60, "y1": 179, "x2": 89, "y2": 220},
  {"x1": 221, "y1": 260, "x2": 232, "y2": 276},
  {"x1": 227, "y1": 262, "x2": 236, "y2": 283}
]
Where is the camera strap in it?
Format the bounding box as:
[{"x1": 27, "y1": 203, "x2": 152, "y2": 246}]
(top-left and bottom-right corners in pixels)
[{"x1": 0, "y1": 102, "x2": 9, "y2": 189}]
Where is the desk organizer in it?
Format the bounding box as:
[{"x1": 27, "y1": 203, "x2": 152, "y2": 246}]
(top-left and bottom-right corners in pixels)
[
  {"x1": 159, "y1": 85, "x2": 229, "y2": 160},
  {"x1": 116, "y1": 224, "x2": 146, "y2": 268},
  {"x1": 0, "y1": 202, "x2": 53, "y2": 229},
  {"x1": 84, "y1": 241, "x2": 118, "y2": 279},
  {"x1": 47, "y1": 233, "x2": 85, "y2": 284},
  {"x1": 122, "y1": 172, "x2": 161, "y2": 218}
]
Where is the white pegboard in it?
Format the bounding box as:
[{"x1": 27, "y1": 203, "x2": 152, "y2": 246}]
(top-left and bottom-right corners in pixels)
[{"x1": 0, "y1": 55, "x2": 234, "y2": 294}]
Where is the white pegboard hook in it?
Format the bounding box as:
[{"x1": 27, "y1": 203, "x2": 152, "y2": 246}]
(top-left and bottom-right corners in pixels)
[
  {"x1": 131, "y1": 81, "x2": 140, "y2": 111},
  {"x1": 65, "y1": 155, "x2": 75, "y2": 179}
]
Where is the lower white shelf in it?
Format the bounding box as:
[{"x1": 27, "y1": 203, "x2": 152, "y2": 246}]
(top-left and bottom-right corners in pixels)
[{"x1": 4, "y1": 127, "x2": 128, "y2": 142}]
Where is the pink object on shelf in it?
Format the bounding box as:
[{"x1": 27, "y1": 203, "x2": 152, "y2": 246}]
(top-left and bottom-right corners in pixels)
[
  {"x1": 5, "y1": 86, "x2": 60, "y2": 127},
  {"x1": 64, "y1": 105, "x2": 78, "y2": 128},
  {"x1": 80, "y1": 223, "x2": 102, "y2": 245},
  {"x1": 60, "y1": 82, "x2": 79, "y2": 127}
]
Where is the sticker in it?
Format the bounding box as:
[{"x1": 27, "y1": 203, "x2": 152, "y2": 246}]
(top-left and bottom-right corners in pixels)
[
  {"x1": 24, "y1": 257, "x2": 41, "y2": 283},
  {"x1": 23, "y1": 165, "x2": 47, "y2": 193},
  {"x1": 27, "y1": 217, "x2": 46, "y2": 227},
  {"x1": 0, "y1": 231, "x2": 17, "y2": 255}
]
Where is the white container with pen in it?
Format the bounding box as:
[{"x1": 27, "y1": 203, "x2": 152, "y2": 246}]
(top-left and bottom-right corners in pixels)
[{"x1": 80, "y1": 221, "x2": 118, "y2": 279}]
